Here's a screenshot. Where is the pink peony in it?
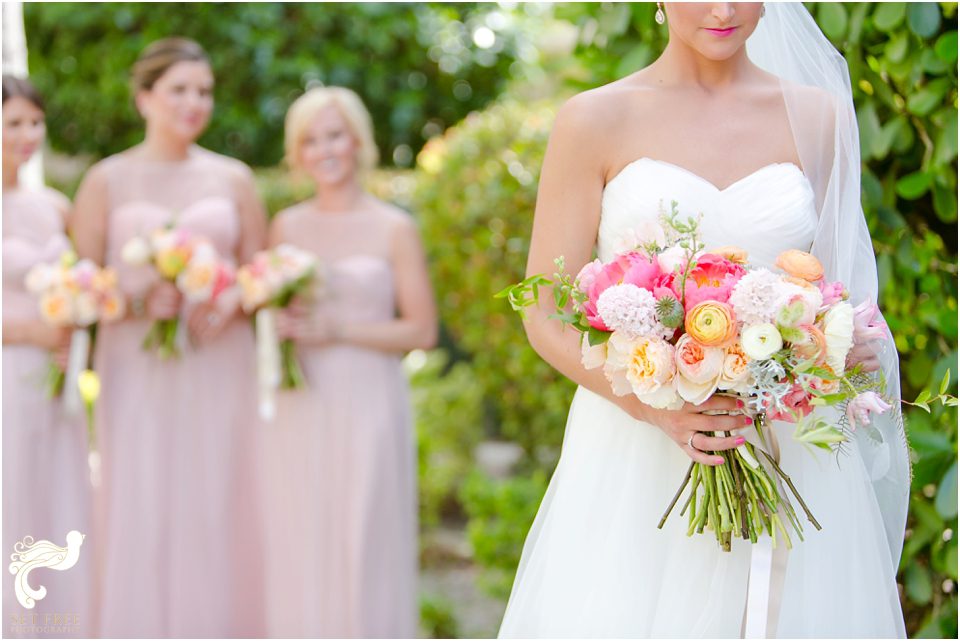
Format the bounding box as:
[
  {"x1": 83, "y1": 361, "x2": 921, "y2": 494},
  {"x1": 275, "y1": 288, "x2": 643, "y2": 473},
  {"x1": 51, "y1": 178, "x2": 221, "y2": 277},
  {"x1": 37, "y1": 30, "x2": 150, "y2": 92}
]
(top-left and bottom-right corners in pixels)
[
  {"x1": 845, "y1": 391, "x2": 892, "y2": 429},
  {"x1": 852, "y1": 300, "x2": 888, "y2": 345},
  {"x1": 766, "y1": 383, "x2": 814, "y2": 423},
  {"x1": 618, "y1": 251, "x2": 662, "y2": 291},
  {"x1": 577, "y1": 258, "x2": 626, "y2": 331},
  {"x1": 682, "y1": 253, "x2": 746, "y2": 312}
]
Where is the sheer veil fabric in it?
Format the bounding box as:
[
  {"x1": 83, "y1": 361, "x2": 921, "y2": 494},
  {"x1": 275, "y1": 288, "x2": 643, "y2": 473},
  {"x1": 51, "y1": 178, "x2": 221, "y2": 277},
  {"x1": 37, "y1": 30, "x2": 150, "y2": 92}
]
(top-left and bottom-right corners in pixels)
[{"x1": 747, "y1": 2, "x2": 909, "y2": 572}]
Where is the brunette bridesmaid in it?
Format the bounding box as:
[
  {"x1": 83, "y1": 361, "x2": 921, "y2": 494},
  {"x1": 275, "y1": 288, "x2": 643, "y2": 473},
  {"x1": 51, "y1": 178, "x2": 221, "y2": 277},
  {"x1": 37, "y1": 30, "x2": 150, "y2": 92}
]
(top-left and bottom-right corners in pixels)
[
  {"x1": 2, "y1": 74, "x2": 92, "y2": 638},
  {"x1": 70, "y1": 39, "x2": 266, "y2": 637}
]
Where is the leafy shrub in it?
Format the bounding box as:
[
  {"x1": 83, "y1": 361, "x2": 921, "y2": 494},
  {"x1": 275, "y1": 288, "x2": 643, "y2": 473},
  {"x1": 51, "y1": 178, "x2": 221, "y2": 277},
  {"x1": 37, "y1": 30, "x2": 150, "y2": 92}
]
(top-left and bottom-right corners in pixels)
[{"x1": 413, "y1": 100, "x2": 575, "y2": 463}]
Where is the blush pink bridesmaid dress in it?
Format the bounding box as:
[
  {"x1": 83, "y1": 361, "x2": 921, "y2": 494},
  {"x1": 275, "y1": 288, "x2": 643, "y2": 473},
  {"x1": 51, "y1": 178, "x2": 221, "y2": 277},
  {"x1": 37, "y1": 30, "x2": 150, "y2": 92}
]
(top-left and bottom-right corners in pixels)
[
  {"x1": 91, "y1": 149, "x2": 265, "y2": 637},
  {"x1": 262, "y1": 207, "x2": 417, "y2": 638},
  {"x1": 2, "y1": 188, "x2": 93, "y2": 638}
]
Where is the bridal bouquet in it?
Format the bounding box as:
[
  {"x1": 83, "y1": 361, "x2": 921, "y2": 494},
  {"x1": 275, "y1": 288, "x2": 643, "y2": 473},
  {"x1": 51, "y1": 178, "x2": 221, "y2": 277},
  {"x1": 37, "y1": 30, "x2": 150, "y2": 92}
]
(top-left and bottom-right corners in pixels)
[
  {"x1": 498, "y1": 204, "x2": 895, "y2": 551},
  {"x1": 237, "y1": 244, "x2": 322, "y2": 419},
  {"x1": 121, "y1": 227, "x2": 236, "y2": 359},
  {"x1": 25, "y1": 250, "x2": 125, "y2": 410}
]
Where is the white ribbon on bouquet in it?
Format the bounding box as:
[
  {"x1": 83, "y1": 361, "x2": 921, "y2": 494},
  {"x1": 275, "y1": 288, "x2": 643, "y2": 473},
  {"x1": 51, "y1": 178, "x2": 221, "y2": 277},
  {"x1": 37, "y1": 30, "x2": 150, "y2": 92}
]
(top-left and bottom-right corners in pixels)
[
  {"x1": 255, "y1": 308, "x2": 281, "y2": 421},
  {"x1": 62, "y1": 328, "x2": 90, "y2": 418}
]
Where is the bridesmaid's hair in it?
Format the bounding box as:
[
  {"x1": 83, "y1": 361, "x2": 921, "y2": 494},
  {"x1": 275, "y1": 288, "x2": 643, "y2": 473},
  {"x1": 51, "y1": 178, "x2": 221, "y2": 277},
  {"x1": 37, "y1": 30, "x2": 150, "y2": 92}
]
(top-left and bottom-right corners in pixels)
[
  {"x1": 284, "y1": 86, "x2": 379, "y2": 175},
  {"x1": 131, "y1": 37, "x2": 210, "y2": 92},
  {"x1": 2, "y1": 74, "x2": 44, "y2": 111}
]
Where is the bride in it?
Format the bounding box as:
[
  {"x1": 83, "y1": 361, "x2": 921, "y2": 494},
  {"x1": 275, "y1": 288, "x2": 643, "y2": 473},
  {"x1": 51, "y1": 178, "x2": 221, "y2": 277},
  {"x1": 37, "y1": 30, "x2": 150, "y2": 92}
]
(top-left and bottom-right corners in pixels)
[{"x1": 498, "y1": 3, "x2": 908, "y2": 638}]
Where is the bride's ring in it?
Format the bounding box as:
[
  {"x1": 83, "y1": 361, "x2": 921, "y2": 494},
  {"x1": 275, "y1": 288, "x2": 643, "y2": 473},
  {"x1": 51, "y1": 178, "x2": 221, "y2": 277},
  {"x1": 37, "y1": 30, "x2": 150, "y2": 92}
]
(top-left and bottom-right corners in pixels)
[{"x1": 687, "y1": 434, "x2": 698, "y2": 451}]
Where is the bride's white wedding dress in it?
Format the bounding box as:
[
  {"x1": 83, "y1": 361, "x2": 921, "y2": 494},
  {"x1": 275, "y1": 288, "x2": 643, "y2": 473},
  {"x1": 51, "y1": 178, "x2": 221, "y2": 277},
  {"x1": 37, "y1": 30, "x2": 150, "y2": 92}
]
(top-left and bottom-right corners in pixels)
[{"x1": 498, "y1": 158, "x2": 906, "y2": 638}]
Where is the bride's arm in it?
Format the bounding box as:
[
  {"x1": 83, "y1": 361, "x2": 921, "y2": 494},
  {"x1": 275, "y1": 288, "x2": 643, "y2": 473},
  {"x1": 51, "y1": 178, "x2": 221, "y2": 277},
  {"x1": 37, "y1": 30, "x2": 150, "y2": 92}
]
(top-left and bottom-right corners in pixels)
[{"x1": 524, "y1": 95, "x2": 745, "y2": 464}]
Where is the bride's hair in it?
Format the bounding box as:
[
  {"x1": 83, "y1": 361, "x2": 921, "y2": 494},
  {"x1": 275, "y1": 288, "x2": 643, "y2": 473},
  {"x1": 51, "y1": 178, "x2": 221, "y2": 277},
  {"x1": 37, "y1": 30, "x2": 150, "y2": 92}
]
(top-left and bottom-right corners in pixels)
[{"x1": 283, "y1": 86, "x2": 379, "y2": 175}]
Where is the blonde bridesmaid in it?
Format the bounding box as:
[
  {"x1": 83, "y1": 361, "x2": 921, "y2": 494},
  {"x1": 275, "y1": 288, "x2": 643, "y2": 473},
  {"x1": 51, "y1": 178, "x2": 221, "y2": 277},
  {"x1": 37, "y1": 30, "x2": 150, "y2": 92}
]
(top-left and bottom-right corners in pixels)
[{"x1": 263, "y1": 86, "x2": 437, "y2": 637}]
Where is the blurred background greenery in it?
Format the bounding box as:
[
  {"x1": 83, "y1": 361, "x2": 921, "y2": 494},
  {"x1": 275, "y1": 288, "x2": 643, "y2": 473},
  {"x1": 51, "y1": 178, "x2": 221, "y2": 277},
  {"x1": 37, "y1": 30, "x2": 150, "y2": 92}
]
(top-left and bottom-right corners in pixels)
[{"x1": 23, "y1": 2, "x2": 957, "y2": 637}]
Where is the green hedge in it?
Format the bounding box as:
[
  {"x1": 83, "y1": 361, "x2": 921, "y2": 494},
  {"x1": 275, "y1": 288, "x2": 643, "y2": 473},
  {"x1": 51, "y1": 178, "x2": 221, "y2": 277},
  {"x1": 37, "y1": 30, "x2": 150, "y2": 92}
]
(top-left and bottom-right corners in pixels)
[{"x1": 23, "y1": 2, "x2": 518, "y2": 167}]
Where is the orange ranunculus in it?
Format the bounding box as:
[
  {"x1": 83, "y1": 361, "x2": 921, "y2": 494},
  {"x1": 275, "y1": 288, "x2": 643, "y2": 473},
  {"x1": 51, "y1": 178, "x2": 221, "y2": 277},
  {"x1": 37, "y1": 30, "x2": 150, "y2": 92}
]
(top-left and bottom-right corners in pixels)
[
  {"x1": 775, "y1": 249, "x2": 824, "y2": 282},
  {"x1": 709, "y1": 245, "x2": 749, "y2": 265},
  {"x1": 685, "y1": 301, "x2": 737, "y2": 347}
]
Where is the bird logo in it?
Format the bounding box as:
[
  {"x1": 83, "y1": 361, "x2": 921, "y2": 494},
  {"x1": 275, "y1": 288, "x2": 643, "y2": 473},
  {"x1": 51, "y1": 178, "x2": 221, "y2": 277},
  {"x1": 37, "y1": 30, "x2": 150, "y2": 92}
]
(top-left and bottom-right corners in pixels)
[{"x1": 9, "y1": 531, "x2": 85, "y2": 609}]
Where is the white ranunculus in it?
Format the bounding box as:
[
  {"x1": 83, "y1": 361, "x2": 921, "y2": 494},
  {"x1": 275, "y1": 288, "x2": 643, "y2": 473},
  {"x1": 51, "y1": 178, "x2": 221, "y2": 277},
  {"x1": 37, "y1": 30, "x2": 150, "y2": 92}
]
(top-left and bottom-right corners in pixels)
[
  {"x1": 121, "y1": 237, "x2": 152, "y2": 266},
  {"x1": 823, "y1": 301, "x2": 855, "y2": 373},
  {"x1": 740, "y1": 323, "x2": 783, "y2": 360}
]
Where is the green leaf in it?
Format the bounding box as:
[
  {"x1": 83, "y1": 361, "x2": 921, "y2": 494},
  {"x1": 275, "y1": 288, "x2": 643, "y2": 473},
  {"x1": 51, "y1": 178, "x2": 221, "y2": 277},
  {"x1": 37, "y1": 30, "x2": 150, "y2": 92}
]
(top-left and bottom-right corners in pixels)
[
  {"x1": 884, "y1": 31, "x2": 909, "y2": 63},
  {"x1": 818, "y1": 2, "x2": 848, "y2": 40},
  {"x1": 587, "y1": 326, "x2": 611, "y2": 347},
  {"x1": 906, "y1": 80, "x2": 951, "y2": 117},
  {"x1": 905, "y1": 562, "x2": 934, "y2": 604},
  {"x1": 896, "y1": 171, "x2": 933, "y2": 199},
  {"x1": 915, "y1": 389, "x2": 933, "y2": 405},
  {"x1": 935, "y1": 461, "x2": 958, "y2": 519},
  {"x1": 872, "y1": 2, "x2": 906, "y2": 31},
  {"x1": 940, "y1": 369, "x2": 951, "y2": 396},
  {"x1": 907, "y1": 2, "x2": 942, "y2": 39},
  {"x1": 935, "y1": 30, "x2": 959, "y2": 62}
]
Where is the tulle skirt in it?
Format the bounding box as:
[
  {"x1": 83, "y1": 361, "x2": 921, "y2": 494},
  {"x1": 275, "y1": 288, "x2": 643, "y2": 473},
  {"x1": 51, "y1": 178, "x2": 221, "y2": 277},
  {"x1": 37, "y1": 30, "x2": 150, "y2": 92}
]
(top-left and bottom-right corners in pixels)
[{"x1": 498, "y1": 387, "x2": 905, "y2": 638}]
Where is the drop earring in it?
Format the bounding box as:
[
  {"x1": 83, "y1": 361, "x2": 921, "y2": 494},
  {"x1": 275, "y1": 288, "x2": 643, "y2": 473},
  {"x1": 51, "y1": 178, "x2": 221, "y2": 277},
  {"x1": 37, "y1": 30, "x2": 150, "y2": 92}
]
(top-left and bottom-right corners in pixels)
[
  {"x1": 655, "y1": 2, "x2": 665, "y2": 25},
  {"x1": 760, "y1": 4, "x2": 766, "y2": 18}
]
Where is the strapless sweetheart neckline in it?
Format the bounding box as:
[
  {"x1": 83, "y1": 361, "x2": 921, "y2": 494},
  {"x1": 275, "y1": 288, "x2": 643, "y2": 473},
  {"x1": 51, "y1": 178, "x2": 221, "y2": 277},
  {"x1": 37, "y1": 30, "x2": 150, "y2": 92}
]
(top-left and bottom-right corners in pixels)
[{"x1": 605, "y1": 157, "x2": 807, "y2": 195}]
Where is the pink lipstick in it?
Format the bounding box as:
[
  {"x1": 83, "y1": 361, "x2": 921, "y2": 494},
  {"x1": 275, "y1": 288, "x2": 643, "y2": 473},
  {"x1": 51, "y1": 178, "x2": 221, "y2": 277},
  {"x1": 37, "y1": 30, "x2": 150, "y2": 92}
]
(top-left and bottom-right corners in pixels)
[{"x1": 704, "y1": 27, "x2": 737, "y2": 37}]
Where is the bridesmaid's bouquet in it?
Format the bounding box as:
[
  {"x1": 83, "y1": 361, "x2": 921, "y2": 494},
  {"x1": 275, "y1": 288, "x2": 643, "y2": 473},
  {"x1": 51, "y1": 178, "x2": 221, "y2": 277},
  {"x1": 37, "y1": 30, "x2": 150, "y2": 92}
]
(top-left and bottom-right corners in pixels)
[
  {"x1": 498, "y1": 204, "x2": 896, "y2": 551},
  {"x1": 122, "y1": 227, "x2": 236, "y2": 359},
  {"x1": 237, "y1": 244, "x2": 322, "y2": 419},
  {"x1": 25, "y1": 250, "x2": 125, "y2": 411}
]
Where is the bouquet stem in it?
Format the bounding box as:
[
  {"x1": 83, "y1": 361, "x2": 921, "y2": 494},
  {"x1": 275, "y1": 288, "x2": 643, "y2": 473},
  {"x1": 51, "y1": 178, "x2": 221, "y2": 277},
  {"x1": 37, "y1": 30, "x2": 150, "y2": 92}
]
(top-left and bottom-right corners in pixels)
[
  {"x1": 279, "y1": 339, "x2": 307, "y2": 389},
  {"x1": 657, "y1": 412, "x2": 818, "y2": 551},
  {"x1": 143, "y1": 318, "x2": 180, "y2": 359}
]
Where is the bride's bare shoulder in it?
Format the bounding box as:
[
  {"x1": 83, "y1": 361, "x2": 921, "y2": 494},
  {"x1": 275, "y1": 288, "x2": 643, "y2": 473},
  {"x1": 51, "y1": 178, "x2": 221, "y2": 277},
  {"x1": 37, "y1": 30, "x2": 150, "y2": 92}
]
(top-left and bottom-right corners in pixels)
[{"x1": 551, "y1": 77, "x2": 660, "y2": 163}]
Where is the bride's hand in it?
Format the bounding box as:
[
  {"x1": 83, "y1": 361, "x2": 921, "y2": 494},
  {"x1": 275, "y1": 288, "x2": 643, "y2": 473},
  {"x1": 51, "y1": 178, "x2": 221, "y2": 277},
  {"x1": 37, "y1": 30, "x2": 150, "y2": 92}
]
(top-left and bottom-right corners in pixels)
[
  {"x1": 622, "y1": 395, "x2": 752, "y2": 466},
  {"x1": 847, "y1": 342, "x2": 882, "y2": 373}
]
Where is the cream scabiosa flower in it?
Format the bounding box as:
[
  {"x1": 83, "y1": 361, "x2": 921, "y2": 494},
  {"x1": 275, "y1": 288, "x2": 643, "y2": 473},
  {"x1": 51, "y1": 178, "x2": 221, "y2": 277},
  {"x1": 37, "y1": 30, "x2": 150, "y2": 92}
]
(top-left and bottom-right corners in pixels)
[
  {"x1": 596, "y1": 284, "x2": 671, "y2": 339},
  {"x1": 728, "y1": 268, "x2": 786, "y2": 326}
]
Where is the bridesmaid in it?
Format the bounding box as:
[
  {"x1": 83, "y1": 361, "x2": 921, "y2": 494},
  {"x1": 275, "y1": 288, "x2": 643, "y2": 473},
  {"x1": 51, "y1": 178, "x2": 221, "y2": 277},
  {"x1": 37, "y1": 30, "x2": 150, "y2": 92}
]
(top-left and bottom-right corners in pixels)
[
  {"x1": 2, "y1": 74, "x2": 92, "y2": 638},
  {"x1": 70, "y1": 38, "x2": 266, "y2": 637},
  {"x1": 264, "y1": 86, "x2": 437, "y2": 637}
]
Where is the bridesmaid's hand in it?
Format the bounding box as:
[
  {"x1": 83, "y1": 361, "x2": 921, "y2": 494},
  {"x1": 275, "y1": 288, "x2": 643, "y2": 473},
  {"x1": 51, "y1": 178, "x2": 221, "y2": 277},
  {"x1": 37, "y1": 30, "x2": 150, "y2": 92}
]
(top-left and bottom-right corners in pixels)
[
  {"x1": 275, "y1": 307, "x2": 338, "y2": 347},
  {"x1": 623, "y1": 394, "x2": 752, "y2": 466},
  {"x1": 30, "y1": 324, "x2": 72, "y2": 361},
  {"x1": 187, "y1": 300, "x2": 233, "y2": 344},
  {"x1": 146, "y1": 281, "x2": 182, "y2": 320}
]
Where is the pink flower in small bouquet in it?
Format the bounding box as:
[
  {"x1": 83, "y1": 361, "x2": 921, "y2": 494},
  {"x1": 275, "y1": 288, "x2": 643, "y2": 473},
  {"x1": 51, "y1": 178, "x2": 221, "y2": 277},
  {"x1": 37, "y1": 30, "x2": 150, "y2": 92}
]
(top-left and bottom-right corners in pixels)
[
  {"x1": 25, "y1": 250, "x2": 125, "y2": 398},
  {"x1": 237, "y1": 244, "x2": 322, "y2": 391},
  {"x1": 121, "y1": 228, "x2": 235, "y2": 358}
]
